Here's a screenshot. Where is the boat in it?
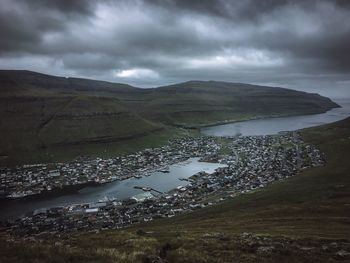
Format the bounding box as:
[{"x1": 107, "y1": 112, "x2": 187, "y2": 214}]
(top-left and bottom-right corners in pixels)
[
  {"x1": 179, "y1": 177, "x2": 189, "y2": 181},
  {"x1": 98, "y1": 196, "x2": 109, "y2": 203},
  {"x1": 7, "y1": 192, "x2": 27, "y2": 199}
]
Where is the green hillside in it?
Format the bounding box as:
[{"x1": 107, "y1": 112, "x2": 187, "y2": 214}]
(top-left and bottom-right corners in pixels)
[
  {"x1": 0, "y1": 70, "x2": 339, "y2": 165},
  {"x1": 134, "y1": 81, "x2": 337, "y2": 126}
]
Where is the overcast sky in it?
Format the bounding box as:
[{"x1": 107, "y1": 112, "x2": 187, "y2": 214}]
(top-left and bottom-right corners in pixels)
[{"x1": 1, "y1": 0, "x2": 349, "y2": 97}]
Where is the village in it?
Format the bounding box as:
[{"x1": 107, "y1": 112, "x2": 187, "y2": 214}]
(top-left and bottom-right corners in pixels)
[
  {"x1": 0, "y1": 136, "x2": 222, "y2": 199},
  {"x1": 1, "y1": 132, "x2": 325, "y2": 238}
]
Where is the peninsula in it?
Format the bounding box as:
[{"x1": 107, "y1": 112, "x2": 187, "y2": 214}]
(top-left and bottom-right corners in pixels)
[{"x1": 0, "y1": 70, "x2": 338, "y2": 166}]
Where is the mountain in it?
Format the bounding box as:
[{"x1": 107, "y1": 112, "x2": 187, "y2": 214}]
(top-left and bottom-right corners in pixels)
[
  {"x1": 132, "y1": 80, "x2": 338, "y2": 126},
  {"x1": 0, "y1": 70, "x2": 339, "y2": 165}
]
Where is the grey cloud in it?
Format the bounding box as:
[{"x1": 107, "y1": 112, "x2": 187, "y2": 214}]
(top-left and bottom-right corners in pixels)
[
  {"x1": 26, "y1": 0, "x2": 95, "y2": 15},
  {"x1": 0, "y1": 0, "x2": 349, "y2": 95},
  {"x1": 0, "y1": 0, "x2": 95, "y2": 54}
]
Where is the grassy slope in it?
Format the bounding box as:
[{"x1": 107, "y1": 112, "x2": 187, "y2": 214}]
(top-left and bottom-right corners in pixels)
[
  {"x1": 131, "y1": 81, "x2": 338, "y2": 126},
  {"x1": 36, "y1": 127, "x2": 198, "y2": 164},
  {"x1": 1, "y1": 117, "x2": 349, "y2": 262},
  {"x1": 0, "y1": 94, "x2": 170, "y2": 165}
]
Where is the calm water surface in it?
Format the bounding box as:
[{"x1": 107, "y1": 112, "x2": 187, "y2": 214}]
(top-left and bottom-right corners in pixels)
[
  {"x1": 0, "y1": 158, "x2": 225, "y2": 219},
  {"x1": 201, "y1": 99, "x2": 350, "y2": 137}
]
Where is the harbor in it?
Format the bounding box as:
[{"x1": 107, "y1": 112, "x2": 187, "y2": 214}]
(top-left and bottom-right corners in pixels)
[{"x1": 2, "y1": 133, "x2": 325, "y2": 237}]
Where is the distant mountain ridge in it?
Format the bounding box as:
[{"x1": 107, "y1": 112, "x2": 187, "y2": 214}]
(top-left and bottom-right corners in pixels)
[
  {"x1": 0, "y1": 70, "x2": 339, "y2": 165},
  {"x1": 0, "y1": 70, "x2": 139, "y2": 93}
]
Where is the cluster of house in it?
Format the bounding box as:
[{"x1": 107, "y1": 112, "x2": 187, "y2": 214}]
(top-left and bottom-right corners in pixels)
[
  {"x1": 2, "y1": 133, "x2": 325, "y2": 237},
  {"x1": 0, "y1": 136, "x2": 222, "y2": 199}
]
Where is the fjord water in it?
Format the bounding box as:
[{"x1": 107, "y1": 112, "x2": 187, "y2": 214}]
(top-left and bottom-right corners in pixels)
[
  {"x1": 201, "y1": 98, "x2": 350, "y2": 137},
  {"x1": 0, "y1": 158, "x2": 225, "y2": 220}
]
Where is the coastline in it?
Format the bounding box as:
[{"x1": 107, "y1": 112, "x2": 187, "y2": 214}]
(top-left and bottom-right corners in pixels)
[
  {"x1": 0, "y1": 181, "x2": 99, "y2": 203},
  {"x1": 183, "y1": 105, "x2": 341, "y2": 129}
]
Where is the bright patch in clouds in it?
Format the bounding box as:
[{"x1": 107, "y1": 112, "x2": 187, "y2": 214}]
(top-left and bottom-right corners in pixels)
[
  {"x1": 186, "y1": 49, "x2": 284, "y2": 69},
  {"x1": 115, "y1": 68, "x2": 159, "y2": 79}
]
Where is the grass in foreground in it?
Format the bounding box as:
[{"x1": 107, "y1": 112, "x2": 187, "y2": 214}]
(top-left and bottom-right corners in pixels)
[{"x1": 1, "y1": 118, "x2": 350, "y2": 262}]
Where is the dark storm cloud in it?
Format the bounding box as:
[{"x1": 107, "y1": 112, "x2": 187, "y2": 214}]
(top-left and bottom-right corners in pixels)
[
  {"x1": 27, "y1": 0, "x2": 95, "y2": 15},
  {"x1": 148, "y1": 0, "x2": 293, "y2": 20},
  {"x1": 148, "y1": 0, "x2": 349, "y2": 23},
  {"x1": 0, "y1": 0, "x2": 349, "y2": 95},
  {"x1": 0, "y1": 0, "x2": 95, "y2": 53}
]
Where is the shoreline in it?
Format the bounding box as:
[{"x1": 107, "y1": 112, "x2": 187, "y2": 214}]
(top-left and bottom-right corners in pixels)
[
  {"x1": 0, "y1": 181, "x2": 99, "y2": 203},
  {"x1": 0, "y1": 158, "x2": 190, "y2": 203},
  {"x1": 186, "y1": 105, "x2": 341, "y2": 129}
]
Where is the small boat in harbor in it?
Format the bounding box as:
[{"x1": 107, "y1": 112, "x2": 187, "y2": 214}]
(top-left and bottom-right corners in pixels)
[
  {"x1": 179, "y1": 177, "x2": 189, "y2": 181},
  {"x1": 98, "y1": 196, "x2": 109, "y2": 203},
  {"x1": 158, "y1": 168, "x2": 170, "y2": 173},
  {"x1": 98, "y1": 196, "x2": 117, "y2": 202}
]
